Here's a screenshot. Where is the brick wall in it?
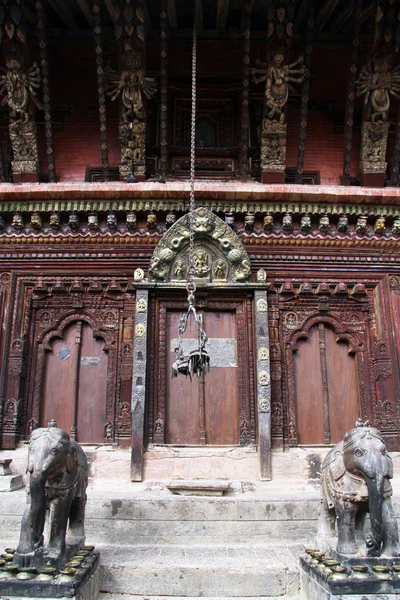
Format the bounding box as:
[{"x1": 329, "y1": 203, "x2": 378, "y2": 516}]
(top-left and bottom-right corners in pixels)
[{"x1": 35, "y1": 40, "x2": 367, "y2": 184}]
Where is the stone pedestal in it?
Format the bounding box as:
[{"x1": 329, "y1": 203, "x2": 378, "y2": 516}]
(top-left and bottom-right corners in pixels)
[
  {"x1": 0, "y1": 550, "x2": 100, "y2": 599},
  {"x1": 0, "y1": 459, "x2": 23, "y2": 492},
  {"x1": 359, "y1": 121, "x2": 390, "y2": 188},
  {"x1": 260, "y1": 120, "x2": 286, "y2": 184},
  {"x1": 300, "y1": 554, "x2": 400, "y2": 599}
]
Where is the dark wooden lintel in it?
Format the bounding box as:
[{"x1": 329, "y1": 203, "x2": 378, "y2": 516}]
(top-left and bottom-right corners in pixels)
[
  {"x1": 315, "y1": 0, "x2": 340, "y2": 33},
  {"x1": 76, "y1": 0, "x2": 94, "y2": 28},
  {"x1": 167, "y1": 0, "x2": 178, "y2": 28},
  {"x1": 217, "y1": 0, "x2": 230, "y2": 32},
  {"x1": 48, "y1": 0, "x2": 77, "y2": 31},
  {"x1": 104, "y1": 0, "x2": 117, "y2": 23}
]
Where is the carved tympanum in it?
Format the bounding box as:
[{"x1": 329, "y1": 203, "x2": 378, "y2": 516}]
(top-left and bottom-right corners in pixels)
[{"x1": 148, "y1": 208, "x2": 251, "y2": 283}]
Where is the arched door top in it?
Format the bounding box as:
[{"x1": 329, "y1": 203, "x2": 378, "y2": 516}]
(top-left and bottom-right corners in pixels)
[{"x1": 148, "y1": 207, "x2": 251, "y2": 284}]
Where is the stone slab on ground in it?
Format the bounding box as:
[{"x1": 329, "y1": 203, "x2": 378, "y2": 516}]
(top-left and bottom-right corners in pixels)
[
  {"x1": 98, "y1": 543, "x2": 300, "y2": 598},
  {"x1": 0, "y1": 473, "x2": 23, "y2": 492}
]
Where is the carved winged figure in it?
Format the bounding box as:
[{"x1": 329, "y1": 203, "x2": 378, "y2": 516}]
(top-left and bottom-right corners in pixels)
[
  {"x1": 0, "y1": 58, "x2": 42, "y2": 118},
  {"x1": 105, "y1": 48, "x2": 157, "y2": 123},
  {"x1": 252, "y1": 52, "x2": 307, "y2": 123},
  {"x1": 356, "y1": 57, "x2": 400, "y2": 123}
]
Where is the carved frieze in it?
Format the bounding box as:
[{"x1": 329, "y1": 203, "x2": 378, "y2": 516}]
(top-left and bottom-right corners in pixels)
[
  {"x1": 372, "y1": 337, "x2": 393, "y2": 382},
  {"x1": 375, "y1": 399, "x2": 400, "y2": 431},
  {"x1": 148, "y1": 208, "x2": 251, "y2": 283}
]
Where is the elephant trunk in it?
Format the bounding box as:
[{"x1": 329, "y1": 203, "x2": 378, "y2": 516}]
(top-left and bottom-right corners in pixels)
[
  {"x1": 27, "y1": 476, "x2": 46, "y2": 549},
  {"x1": 366, "y1": 473, "x2": 385, "y2": 556}
]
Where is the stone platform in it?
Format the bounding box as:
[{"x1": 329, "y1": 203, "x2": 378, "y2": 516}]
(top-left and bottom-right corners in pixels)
[
  {"x1": 0, "y1": 551, "x2": 100, "y2": 599},
  {"x1": 2, "y1": 445, "x2": 400, "y2": 599}
]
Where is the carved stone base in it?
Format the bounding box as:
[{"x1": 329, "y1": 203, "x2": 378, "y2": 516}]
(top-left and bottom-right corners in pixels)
[
  {"x1": 359, "y1": 121, "x2": 389, "y2": 180},
  {"x1": 12, "y1": 160, "x2": 40, "y2": 183},
  {"x1": 260, "y1": 120, "x2": 286, "y2": 174},
  {"x1": 261, "y1": 171, "x2": 285, "y2": 183},
  {"x1": 360, "y1": 172, "x2": 386, "y2": 188}
]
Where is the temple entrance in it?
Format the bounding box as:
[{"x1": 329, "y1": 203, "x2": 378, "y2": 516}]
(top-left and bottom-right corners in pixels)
[
  {"x1": 294, "y1": 323, "x2": 361, "y2": 445},
  {"x1": 40, "y1": 320, "x2": 108, "y2": 443},
  {"x1": 165, "y1": 309, "x2": 239, "y2": 445},
  {"x1": 147, "y1": 295, "x2": 256, "y2": 449}
]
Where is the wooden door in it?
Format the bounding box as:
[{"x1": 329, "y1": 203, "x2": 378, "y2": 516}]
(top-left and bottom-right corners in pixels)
[
  {"x1": 41, "y1": 320, "x2": 107, "y2": 442},
  {"x1": 165, "y1": 309, "x2": 239, "y2": 445},
  {"x1": 294, "y1": 323, "x2": 360, "y2": 444}
]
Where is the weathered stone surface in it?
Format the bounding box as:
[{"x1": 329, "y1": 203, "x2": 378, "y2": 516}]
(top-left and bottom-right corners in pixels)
[
  {"x1": 0, "y1": 553, "x2": 100, "y2": 599},
  {"x1": 99, "y1": 544, "x2": 300, "y2": 597},
  {"x1": 167, "y1": 480, "x2": 230, "y2": 496},
  {"x1": 0, "y1": 473, "x2": 23, "y2": 492},
  {"x1": 99, "y1": 596, "x2": 303, "y2": 600},
  {"x1": 300, "y1": 569, "x2": 400, "y2": 600}
]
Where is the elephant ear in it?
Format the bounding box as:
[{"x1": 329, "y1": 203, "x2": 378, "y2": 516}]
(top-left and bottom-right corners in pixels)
[
  {"x1": 330, "y1": 450, "x2": 346, "y2": 481},
  {"x1": 387, "y1": 453, "x2": 394, "y2": 479},
  {"x1": 66, "y1": 446, "x2": 77, "y2": 474}
]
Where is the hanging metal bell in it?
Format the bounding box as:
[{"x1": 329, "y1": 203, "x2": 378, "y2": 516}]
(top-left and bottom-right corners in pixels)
[
  {"x1": 172, "y1": 356, "x2": 190, "y2": 378},
  {"x1": 188, "y1": 349, "x2": 210, "y2": 380}
]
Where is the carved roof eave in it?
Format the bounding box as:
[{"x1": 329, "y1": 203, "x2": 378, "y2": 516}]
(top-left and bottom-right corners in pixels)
[{"x1": 0, "y1": 182, "x2": 400, "y2": 215}]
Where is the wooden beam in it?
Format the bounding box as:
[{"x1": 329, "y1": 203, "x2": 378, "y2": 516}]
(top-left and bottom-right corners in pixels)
[
  {"x1": 105, "y1": 0, "x2": 117, "y2": 23},
  {"x1": 240, "y1": 0, "x2": 254, "y2": 32},
  {"x1": 294, "y1": 0, "x2": 307, "y2": 33},
  {"x1": 76, "y1": 0, "x2": 94, "y2": 27},
  {"x1": 315, "y1": 0, "x2": 340, "y2": 33},
  {"x1": 196, "y1": 0, "x2": 203, "y2": 31},
  {"x1": 331, "y1": 3, "x2": 352, "y2": 33},
  {"x1": 167, "y1": 0, "x2": 177, "y2": 28},
  {"x1": 48, "y1": 0, "x2": 77, "y2": 30},
  {"x1": 217, "y1": 0, "x2": 230, "y2": 32}
]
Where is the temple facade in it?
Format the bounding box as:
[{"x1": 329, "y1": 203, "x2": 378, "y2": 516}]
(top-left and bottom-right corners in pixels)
[{"x1": 0, "y1": 0, "x2": 400, "y2": 483}]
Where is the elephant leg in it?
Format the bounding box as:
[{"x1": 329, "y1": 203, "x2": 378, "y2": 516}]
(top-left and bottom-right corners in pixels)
[
  {"x1": 47, "y1": 495, "x2": 73, "y2": 554},
  {"x1": 17, "y1": 504, "x2": 45, "y2": 554},
  {"x1": 381, "y1": 499, "x2": 399, "y2": 556},
  {"x1": 336, "y1": 500, "x2": 358, "y2": 555},
  {"x1": 317, "y1": 499, "x2": 335, "y2": 551},
  {"x1": 68, "y1": 497, "x2": 86, "y2": 542}
]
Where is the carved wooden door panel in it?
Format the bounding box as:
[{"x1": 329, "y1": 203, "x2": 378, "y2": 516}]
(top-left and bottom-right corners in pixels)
[
  {"x1": 41, "y1": 320, "x2": 107, "y2": 442},
  {"x1": 149, "y1": 297, "x2": 254, "y2": 448},
  {"x1": 165, "y1": 309, "x2": 239, "y2": 445},
  {"x1": 294, "y1": 324, "x2": 360, "y2": 444}
]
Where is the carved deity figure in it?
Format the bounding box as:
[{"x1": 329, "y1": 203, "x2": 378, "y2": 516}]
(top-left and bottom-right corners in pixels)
[
  {"x1": 0, "y1": 55, "x2": 42, "y2": 173},
  {"x1": 252, "y1": 52, "x2": 307, "y2": 123},
  {"x1": 0, "y1": 57, "x2": 41, "y2": 118},
  {"x1": 106, "y1": 42, "x2": 156, "y2": 124},
  {"x1": 357, "y1": 57, "x2": 400, "y2": 123},
  {"x1": 106, "y1": 40, "x2": 156, "y2": 177},
  {"x1": 193, "y1": 250, "x2": 210, "y2": 277}
]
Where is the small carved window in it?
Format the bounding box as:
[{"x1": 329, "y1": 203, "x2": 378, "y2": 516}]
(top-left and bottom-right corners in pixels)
[
  {"x1": 285, "y1": 168, "x2": 320, "y2": 185},
  {"x1": 195, "y1": 117, "x2": 217, "y2": 148},
  {"x1": 85, "y1": 167, "x2": 120, "y2": 182}
]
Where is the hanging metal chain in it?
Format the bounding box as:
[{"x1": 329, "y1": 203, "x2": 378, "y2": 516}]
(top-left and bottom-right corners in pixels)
[
  {"x1": 187, "y1": 1, "x2": 197, "y2": 306},
  {"x1": 171, "y1": 1, "x2": 210, "y2": 382}
]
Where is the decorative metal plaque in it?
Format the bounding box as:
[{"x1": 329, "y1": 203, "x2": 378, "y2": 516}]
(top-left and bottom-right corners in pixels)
[{"x1": 170, "y1": 338, "x2": 237, "y2": 368}]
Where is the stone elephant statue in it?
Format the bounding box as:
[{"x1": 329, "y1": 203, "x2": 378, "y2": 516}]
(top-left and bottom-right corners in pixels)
[
  {"x1": 317, "y1": 420, "x2": 399, "y2": 557},
  {"x1": 14, "y1": 422, "x2": 88, "y2": 568}
]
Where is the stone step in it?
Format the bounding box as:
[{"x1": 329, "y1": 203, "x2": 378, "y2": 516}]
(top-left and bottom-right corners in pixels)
[
  {"x1": 98, "y1": 544, "x2": 301, "y2": 598},
  {"x1": 0, "y1": 486, "x2": 320, "y2": 546},
  {"x1": 99, "y1": 592, "x2": 306, "y2": 600}
]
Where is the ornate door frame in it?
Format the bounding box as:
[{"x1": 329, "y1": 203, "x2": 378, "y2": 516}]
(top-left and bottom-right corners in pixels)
[{"x1": 130, "y1": 208, "x2": 272, "y2": 481}]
